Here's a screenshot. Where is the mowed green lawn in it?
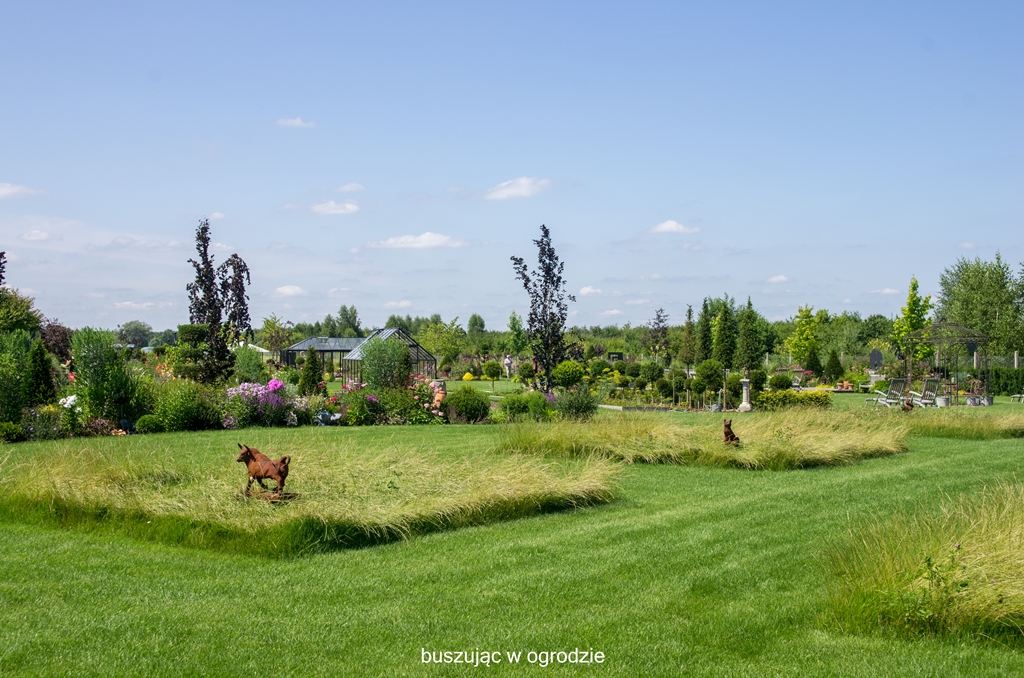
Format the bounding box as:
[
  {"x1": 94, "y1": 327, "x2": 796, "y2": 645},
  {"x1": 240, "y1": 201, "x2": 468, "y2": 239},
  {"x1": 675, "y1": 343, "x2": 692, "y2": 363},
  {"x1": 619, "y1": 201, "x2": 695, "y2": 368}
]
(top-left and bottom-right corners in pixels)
[{"x1": 3, "y1": 408, "x2": 1024, "y2": 676}]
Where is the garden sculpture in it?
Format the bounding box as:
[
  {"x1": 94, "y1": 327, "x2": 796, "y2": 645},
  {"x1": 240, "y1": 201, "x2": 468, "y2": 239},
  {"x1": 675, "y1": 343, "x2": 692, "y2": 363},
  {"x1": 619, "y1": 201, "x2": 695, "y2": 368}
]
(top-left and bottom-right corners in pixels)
[
  {"x1": 723, "y1": 420, "x2": 740, "y2": 445},
  {"x1": 236, "y1": 443, "x2": 291, "y2": 494}
]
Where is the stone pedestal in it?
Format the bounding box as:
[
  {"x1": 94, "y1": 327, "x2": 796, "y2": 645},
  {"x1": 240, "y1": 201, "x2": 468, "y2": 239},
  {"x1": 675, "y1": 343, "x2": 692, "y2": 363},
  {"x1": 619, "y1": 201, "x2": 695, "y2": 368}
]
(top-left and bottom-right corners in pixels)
[{"x1": 738, "y1": 378, "x2": 752, "y2": 412}]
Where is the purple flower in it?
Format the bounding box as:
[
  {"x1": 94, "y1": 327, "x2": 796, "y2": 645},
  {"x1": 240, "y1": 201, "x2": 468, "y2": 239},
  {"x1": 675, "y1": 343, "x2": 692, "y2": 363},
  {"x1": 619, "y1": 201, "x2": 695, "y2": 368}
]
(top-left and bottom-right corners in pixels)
[
  {"x1": 267, "y1": 379, "x2": 285, "y2": 392},
  {"x1": 367, "y1": 395, "x2": 378, "y2": 403}
]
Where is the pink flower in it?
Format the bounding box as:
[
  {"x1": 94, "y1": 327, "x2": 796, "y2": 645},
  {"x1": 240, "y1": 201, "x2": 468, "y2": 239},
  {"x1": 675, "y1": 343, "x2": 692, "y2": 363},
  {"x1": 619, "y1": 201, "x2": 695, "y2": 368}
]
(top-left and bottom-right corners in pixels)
[
  {"x1": 267, "y1": 379, "x2": 285, "y2": 392},
  {"x1": 414, "y1": 396, "x2": 419, "y2": 400}
]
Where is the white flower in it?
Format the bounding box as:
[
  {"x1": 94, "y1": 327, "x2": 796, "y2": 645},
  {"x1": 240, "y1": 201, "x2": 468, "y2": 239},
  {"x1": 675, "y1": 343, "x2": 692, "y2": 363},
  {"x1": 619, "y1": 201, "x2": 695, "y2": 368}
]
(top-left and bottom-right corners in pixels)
[{"x1": 59, "y1": 395, "x2": 77, "y2": 409}]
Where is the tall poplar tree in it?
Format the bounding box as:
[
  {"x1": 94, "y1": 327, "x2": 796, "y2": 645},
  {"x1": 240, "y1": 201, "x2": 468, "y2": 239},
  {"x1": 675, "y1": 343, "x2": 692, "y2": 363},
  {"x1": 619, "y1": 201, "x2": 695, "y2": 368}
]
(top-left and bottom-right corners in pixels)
[
  {"x1": 891, "y1": 275, "x2": 935, "y2": 360},
  {"x1": 677, "y1": 305, "x2": 697, "y2": 370},
  {"x1": 735, "y1": 297, "x2": 762, "y2": 370},
  {"x1": 695, "y1": 298, "x2": 713, "y2": 364},
  {"x1": 711, "y1": 305, "x2": 736, "y2": 367}
]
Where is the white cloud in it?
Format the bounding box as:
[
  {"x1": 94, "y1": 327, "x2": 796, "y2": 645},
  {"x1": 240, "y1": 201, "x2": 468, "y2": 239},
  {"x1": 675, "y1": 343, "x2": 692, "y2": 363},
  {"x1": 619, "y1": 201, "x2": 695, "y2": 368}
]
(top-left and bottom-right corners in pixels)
[
  {"x1": 649, "y1": 220, "x2": 699, "y2": 234},
  {"x1": 600, "y1": 309, "x2": 623, "y2": 317},
  {"x1": 871, "y1": 288, "x2": 900, "y2": 295},
  {"x1": 625, "y1": 298, "x2": 650, "y2": 306},
  {"x1": 274, "y1": 286, "x2": 308, "y2": 297},
  {"x1": 209, "y1": 212, "x2": 225, "y2": 220},
  {"x1": 367, "y1": 232, "x2": 469, "y2": 249},
  {"x1": 842, "y1": 298, "x2": 853, "y2": 304},
  {"x1": 579, "y1": 286, "x2": 602, "y2": 296},
  {"x1": 0, "y1": 183, "x2": 42, "y2": 199},
  {"x1": 20, "y1": 230, "x2": 50, "y2": 241},
  {"x1": 384, "y1": 300, "x2": 412, "y2": 309},
  {"x1": 278, "y1": 117, "x2": 315, "y2": 128},
  {"x1": 311, "y1": 200, "x2": 360, "y2": 215},
  {"x1": 958, "y1": 241, "x2": 976, "y2": 250},
  {"x1": 767, "y1": 274, "x2": 789, "y2": 283},
  {"x1": 483, "y1": 176, "x2": 551, "y2": 200},
  {"x1": 114, "y1": 301, "x2": 154, "y2": 310},
  {"x1": 335, "y1": 183, "x2": 365, "y2": 192}
]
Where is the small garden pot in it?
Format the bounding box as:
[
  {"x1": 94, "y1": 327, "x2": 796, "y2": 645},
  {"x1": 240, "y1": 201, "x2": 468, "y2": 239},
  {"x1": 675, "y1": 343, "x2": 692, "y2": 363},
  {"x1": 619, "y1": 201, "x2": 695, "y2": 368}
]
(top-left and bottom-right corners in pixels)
[{"x1": 935, "y1": 396, "x2": 949, "y2": 408}]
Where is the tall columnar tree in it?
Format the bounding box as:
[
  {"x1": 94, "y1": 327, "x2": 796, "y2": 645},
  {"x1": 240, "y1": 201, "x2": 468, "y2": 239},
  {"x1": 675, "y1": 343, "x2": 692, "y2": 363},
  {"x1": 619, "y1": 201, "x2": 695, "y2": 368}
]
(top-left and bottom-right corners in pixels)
[
  {"x1": 511, "y1": 224, "x2": 576, "y2": 390},
  {"x1": 711, "y1": 305, "x2": 736, "y2": 368},
  {"x1": 735, "y1": 297, "x2": 762, "y2": 371},
  {"x1": 467, "y1": 313, "x2": 486, "y2": 336},
  {"x1": 891, "y1": 275, "x2": 935, "y2": 361},
  {"x1": 824, "y1": 349, "x2": 844, "y2": 383},
  {"x1": 24, "y1": 339, "x2": 57, "y2": 407},
  {"x1": 677, "y1": 305, "x2": 697, "y2": 370},
  {"x1": 185, "y1": 219, "x2": 253, "y2": 382},
  {"x1": 695, "y1": 298, "x2": 713, "y2": 364}
]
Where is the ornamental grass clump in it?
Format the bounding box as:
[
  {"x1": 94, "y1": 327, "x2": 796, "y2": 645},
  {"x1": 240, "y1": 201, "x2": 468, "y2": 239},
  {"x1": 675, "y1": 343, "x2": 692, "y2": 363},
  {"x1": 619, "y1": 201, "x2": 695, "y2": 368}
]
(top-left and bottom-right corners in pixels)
[
  {"x1": 826, "y1": 482, "x2": 1024, "y2": 641},
  {"x1": 0, "y1": 428, "x2": 620, "y2": 557},
  {"x1": 898, "y1": 408, "x2": 1024, "y2": 440},
  {"x1": 498, "y1": 410, "x2": 907, "y2": 470}
]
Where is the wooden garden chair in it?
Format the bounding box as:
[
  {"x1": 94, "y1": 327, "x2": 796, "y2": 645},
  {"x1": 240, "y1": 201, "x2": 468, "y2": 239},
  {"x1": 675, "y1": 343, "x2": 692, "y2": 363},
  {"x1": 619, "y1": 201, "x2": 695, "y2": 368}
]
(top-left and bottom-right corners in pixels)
[
  {"x1": 910, "y1": 378, "x2": 941, "y2": 407},
  {"x1": 1012, "y1": 393, "x2": 1024, "y2": 403},
  {"x1": 866, "y1": 378, "x2": 907, "y2": 408}
]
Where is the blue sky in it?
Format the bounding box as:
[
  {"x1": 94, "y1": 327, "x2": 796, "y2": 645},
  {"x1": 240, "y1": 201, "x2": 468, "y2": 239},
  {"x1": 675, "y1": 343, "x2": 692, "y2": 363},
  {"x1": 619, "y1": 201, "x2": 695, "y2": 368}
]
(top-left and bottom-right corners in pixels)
[{"x1": 1, "y1": 1, "x2": 1021, "y2": 332}]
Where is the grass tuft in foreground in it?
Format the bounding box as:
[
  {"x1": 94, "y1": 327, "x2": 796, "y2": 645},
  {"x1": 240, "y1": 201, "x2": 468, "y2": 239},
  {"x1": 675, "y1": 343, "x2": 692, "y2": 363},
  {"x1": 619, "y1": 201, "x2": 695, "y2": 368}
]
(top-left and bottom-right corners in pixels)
[
  {"x1": 826, "y1": 481, "x2": 1024, "y2": 642},
  {"x1": 497, "y1": 410, "x2": 907, "y2": 470},
  {"x1": 0, "y1": 429, "x2": 620, "y2": 557}
]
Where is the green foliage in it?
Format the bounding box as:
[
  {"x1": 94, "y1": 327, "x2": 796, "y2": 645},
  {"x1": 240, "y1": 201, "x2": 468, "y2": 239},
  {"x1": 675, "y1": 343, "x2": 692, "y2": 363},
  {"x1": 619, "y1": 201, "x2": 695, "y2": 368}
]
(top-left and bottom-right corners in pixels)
[
  {"x1": 0, "y1": 420, "x2": 25, "y2": 443},
  {"x1": 677, "y1": 305, "x2": 697, "y2": 368},
  {"x1": 24, "y1": 339, "x2": 57, "y2": 407},
  {"x1": 749, "y1": 369, "x2": 768, "y2": 397},
  {"x1": 624, "y1": 363, "x2": 641, "y2": 378},
  {"x1": 154, "y1": 381, "x2": 223, "y2": 432},
  {"x1": 690, "y1": 377, "x2": 707, "y2": 394},
  {"x1": 735, "y1": 298, "x2": 762, "y2": 370},
  {"x1": 891, "y1": 276, "x2": 935, "y2": 360},
  {"x1": 655, "y1": 377, "x2": 672, "y2": 399},
  {"x1": 417, "y1": 317, "x2": 466, "y2": 365},
  {"x1": 0, "y1": 330, "x2": 31, "y2": 422},
  {"x1": 117, "y1": 320, "x2": 153, "y2": 349},
  {"x1": 134, "y1": 414, "x2": 165, "y2": 434},
  {"x1": 726, "y1": 373, "x2": 743, "y2": 403},
  {"x1": 824, "y1": 350, "x2": 844, "y2": 383},
  {"x1": 756, "y1": 389, "x2": 832, "y2": 411},
  {"x1": 298, "y1": 346, "x2": 326, "y2": 396},
  {"x1": 804, "y1": 349, "x2": 823, "y2": 378},
  {"x1": 173, "y1": 323, "x2": 234, "y2": 383},
  {"x1": 506, "y1": 311, "x2": 529, "y2": 357},
  {"x1": 695, "y1": 359, "x2": 724, "y2": 392},
  {"x1": 72, "y1": 328, "x2": 154, "y2": 422},
  {"x1": 638, "y1": 362, "x2": 663, "y2": 384},
  {"x1": 785, "y1": 306, "x2": 820, "y2": 364},
  {"x1": 517, "y1": 362, "x2": 535, "y2": 381},
  {"x1": 482, "y1": 360, "x2": 503, "y2": 382},
  {"x1": 588, "y1": 359, "x2": 611, "y2": 378},
  {"x1": 359, "y1": 338, "x2": 412, "y2": 391},
  {"x1": 0, "y1": 287, "x2": 43, "y2": 334},
  {"x1": 232, "y1": 345, "x2": 268, "y2": 384},
  {"x1": 695, "y1": 298, "x2": 714, "y2": 363},
  {"x1": 279, "y1": 367, "x2": 301, "y2": 385},
  {"x1": 769, "y1": 373, "x2": 793, "y2": 391},
  {"x1": 937, "y1": 253, "x2": 1023, "y2": 354},
  {"x1": 711, "y1": 305, "x2": 736, "y2": 368},
  {"x1": 551, "y1": 360, "x2": 585, "y2": 389},
  {"x1": 990, "y1": 368, "x2": 1024, "y2": 397},
  {"x1": 442, "y1": 385, "x2": 490, "y2": 423},
  {"x1": 555, "y1": 389, "x2": 598, "y2": 421},
  {"x1": 499, "y1": 391, "x2": 552, "y2": 422},
  {"x1": 633, "y1": 377, "x2": 648, "y2": 392},
  {"x1": 467, "y1": 313, "x2": 485, "y2": 336},
  {"x1": 21, "y1": 405, "x2": 63, "y2": 441},
  {"x1": 612, "y1": 360, "x2": 627, "y2": 374}
]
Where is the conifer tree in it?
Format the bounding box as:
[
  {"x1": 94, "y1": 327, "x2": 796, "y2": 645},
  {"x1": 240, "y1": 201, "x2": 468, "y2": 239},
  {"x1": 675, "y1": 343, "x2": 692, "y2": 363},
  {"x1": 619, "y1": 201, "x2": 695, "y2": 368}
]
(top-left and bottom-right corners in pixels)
[
  {"x1": 824, "y1": 349, "x2": 844, "y2": 383},
  {"x1": 24, "y1": 339, "x2": 57, "y2": 407},
  {"x1": 677, "y1": 305, "x2": 697, "y2": 370},
  {"x1": 735, "y1": 297, "x2": 762, "y2": 370},
  {"x1": 695, "y1": 298, "x2": 713, "y2": 363},
  {"x1": 891, "y1": 275, "x2": 935, "y2": 360},
  {"x1": 804, "y1": 347, "x2": 823, "y2": 378},
  {"x1": 711, "y1": 305, "x2": 736, "y2": 368},
  {"x1": 298, "y1": 346, "x2": 325, "y2": 396}
]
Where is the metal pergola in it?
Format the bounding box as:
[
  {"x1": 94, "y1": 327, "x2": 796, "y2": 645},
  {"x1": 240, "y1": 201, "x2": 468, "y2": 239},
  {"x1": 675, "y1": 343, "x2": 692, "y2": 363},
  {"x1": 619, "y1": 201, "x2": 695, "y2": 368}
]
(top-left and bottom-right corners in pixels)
[{"x1": 904, "y1": 323, "x2": 990, "y2": 406}]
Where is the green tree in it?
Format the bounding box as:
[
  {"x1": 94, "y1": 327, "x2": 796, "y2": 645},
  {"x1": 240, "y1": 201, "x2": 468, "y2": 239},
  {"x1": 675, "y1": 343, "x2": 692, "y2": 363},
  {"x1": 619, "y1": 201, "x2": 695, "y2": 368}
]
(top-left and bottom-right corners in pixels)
[
  {"x1": 482, "y1": 360, "x2": 502, "y2": 390},
  {"x1": 804, "y1": 349, "x2": 823, "y2": 378},
  {"x1": 337, "y1": 305, "x2": 364, "y2": 338},
  {"x1": 259, "y1": 314, "x2": 292, "y2": 362},
  {"x1": 677, "y1": 305, "x2": 697, "y2": 369},
  {"x1": 712, "y1": 305, "x2": 737, "y2": 368},
  {"x1": 0, "y1": 330, "x2": 31, "y2": 423},
  {"x1": 417, "y1": 317, "x2": 466, "y2": 368},
  {"x1": 117, "y1": 320, "x2": 153, "y2": 349},
  {"x1": 785, "y1": 306, "x2": 820, "y2": 365},
  {"x1": 468, "y1": 313, "x2": 486, "y2": 336},
  {"x1": 551, "y1": 360, "x2": 585, "y2": 389},
  {"x1": 695, "y1": 359, "x2": 725, "y2": 393},
  {"x1": 297, "y1": 346, "x2": 325, "y2": 396},
  {"x1": 937, "y1": 254, "x2": 1022, "y2": 353},
  {"x1": 891, "y1": 275, "x2": 935, "y2": 360},
  {"x1": 735, "y1": 298, "x2": 762, "y2": 370},
  {"x1": 359, "y1": 337, "x2": 412, "y2": 390},
  {"x1": 823, "y1": 349, "x2": 844, "y2": 383},
  {"x1": 641, "y1": 308, "x2": 670, "y2": 362},
  {"x1": 507, "y1": 311, "x2": 529, "y2": 358},
  {"x1": 695, "y1": 298, "x2": 713, "y2": 364},
  {"x1": 24, "y1": 339, "x2": 57, "y2": 407}
]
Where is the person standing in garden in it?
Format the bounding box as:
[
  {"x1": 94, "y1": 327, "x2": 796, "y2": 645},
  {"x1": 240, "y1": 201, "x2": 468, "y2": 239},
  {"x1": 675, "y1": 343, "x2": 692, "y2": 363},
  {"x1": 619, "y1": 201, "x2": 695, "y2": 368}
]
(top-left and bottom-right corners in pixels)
[{"x1": 503, "y1": 354, "x2": 513, "y2": 379}]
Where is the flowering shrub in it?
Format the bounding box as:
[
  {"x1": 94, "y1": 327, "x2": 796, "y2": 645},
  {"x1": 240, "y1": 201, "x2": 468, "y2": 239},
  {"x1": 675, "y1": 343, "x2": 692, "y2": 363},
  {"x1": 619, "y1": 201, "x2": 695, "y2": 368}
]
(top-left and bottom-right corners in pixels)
[
  {"x1": 21, "y1": 405, "x2": 63, "y2": 441},
  {"x1": 224, "y1": 382, "x2": 288, "y2": 428},
  {"x1": 58, "y1": 394, "x2": 84, "y2": 437}
]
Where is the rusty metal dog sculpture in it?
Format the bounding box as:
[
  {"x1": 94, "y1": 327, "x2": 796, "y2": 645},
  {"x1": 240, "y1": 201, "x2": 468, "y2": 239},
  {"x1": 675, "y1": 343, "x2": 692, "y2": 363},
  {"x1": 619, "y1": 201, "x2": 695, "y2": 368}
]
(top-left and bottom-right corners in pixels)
[
  {"x1": 236, "y1": 443, "x2": 291, "y2": 494},
  {"x1": 723, "y1": 419, "x2": 740, "y2": 445}
]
